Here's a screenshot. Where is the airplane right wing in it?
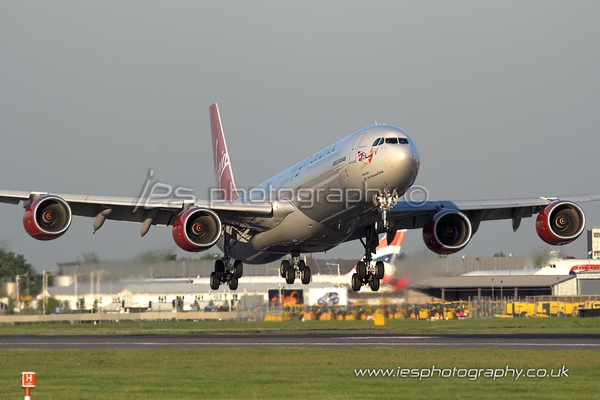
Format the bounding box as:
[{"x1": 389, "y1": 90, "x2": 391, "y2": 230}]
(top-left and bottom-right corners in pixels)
[{"x1": 0, "y1": 190, "x2": 294, "y2": 247}]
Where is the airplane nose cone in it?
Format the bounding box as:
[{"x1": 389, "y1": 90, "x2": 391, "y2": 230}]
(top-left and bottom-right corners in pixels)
[{"x1": 405, "y1": 133, "x2": 420, "y2": 175}]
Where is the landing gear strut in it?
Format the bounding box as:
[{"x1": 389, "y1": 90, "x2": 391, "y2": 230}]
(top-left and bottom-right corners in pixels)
[
  {"x1": 352, "y1": 225, "x2": 385, "y2": 292},
  {"x1": 210, "y1": 226, "x2": 243, "y2": 291},
  {"x1": 279, "y1": 250, "x2": 311, "y2": 285}
]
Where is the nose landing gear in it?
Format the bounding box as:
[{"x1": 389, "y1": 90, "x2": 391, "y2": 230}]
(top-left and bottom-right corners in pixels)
[{"x1": 280, "y1": 251, "x2": 312, "y2": 285}]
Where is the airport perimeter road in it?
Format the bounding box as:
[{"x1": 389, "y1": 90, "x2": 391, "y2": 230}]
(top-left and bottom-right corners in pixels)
[{"x1": 1, "y1": 333, "x2": 600, "y2": 350}]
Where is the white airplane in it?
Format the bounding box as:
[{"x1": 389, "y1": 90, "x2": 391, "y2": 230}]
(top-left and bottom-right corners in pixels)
[
  {"x1": 1, "y1": 104, "x2": 598, "y2": 293},
  {"x1": 463, "y1": 258, "x2": 600, "y2": 277}
]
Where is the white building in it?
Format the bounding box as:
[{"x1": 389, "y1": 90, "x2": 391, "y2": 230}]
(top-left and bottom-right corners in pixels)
[{"x1": 38, "y1": 278, "x2": 347, "y2": 313}]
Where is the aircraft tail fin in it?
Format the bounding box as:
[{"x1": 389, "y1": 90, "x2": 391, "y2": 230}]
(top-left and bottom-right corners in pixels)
[
  {"x1": 210, "y1": 103, "x2": 239, "y2": 200},
  {"x1": 374, "y1": 229, "x2": 406, "y2": 265}
]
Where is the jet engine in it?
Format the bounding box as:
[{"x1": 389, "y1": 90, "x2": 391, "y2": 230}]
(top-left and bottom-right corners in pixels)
[
  {"x1": 172, "y1": 207, "x2": 222, "y2": 252},
  {"x1": 23, "y1": 195, "x2": 72, "y2": 240},
  {"x1": 536, "y1": 200, "x2": 585, "y2": 245},
  {"x1": 422, "y1": 209, "x2": 472, "y2": 254}
]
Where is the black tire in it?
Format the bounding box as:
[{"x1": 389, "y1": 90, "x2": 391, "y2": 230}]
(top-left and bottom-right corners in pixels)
[
  {"x1": 357, "y1": 261, "x2": 367, "y2": 279},
  {"x1": 285, "y1": 267, "x2": 295, "y2": 284},
  {"x1": 370, "y1": 277, "x2": 380, "y2": 292},
  {"x1": 229, "y1": 276, "x2": 238, "y2": 290},
  {"x1": 209, "y1": 272, "x2": 220, "y2": 290},
  {"x1": 351, "y1": 273, "x2": 362, "y2": 292},
  {"x1": 215, "y1": 259, "x2": 225, "y2": 274},
  {"x1": 234, "y1": 260, "x2": 243, "y2": 279},
  {"x1": 375, "y1": 261, "x2": 385, "y2": 280},
  {"x1": 301, "y1": 264, "x2": 311, "y2": 284},
  {"x1": 280, "y1": 259, "x2": 291, "y2": 278}
]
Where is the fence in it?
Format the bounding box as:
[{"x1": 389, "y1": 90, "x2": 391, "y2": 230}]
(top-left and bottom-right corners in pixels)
[{"x1": 0, "y1": 310, "x2": 252, "y2": 324}]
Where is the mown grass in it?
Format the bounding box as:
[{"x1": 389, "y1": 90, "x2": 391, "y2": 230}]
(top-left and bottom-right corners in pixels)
[
  {"x1": 0, "y1": 348, "x2": 598, "y2": 399},
  {"x1": 2, "y1": 317, "x2": 600, "y2": 335}
]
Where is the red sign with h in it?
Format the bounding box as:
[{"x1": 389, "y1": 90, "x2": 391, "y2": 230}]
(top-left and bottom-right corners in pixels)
[{"x1": 20, "y1": 372, "x2": 36, "y2": 388}]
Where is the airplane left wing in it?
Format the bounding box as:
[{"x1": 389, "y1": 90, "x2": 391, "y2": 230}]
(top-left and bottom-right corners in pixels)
[{"x1": 385, "y1": 193, "x2": 600, "y2": 254}]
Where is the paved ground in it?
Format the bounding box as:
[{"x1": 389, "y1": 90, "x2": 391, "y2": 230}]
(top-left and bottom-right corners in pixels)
[{"x1": 1, "y1": 332, "x2": 600, "y2": 350}]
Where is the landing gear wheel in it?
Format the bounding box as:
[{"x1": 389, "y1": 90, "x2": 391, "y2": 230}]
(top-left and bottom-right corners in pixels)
[
  {"x1": 375, "y1": 261, "x2": 385, "y2": 280},
  {"x1": 351, "y1": 273, "x2": 362, "y2": 292},
  {"x1": 233, "y1": 260, "x2": 243, "y2": 279},
  {"x1": 301, "y1": 263, "x2": 311, "y2": 284},
  {"x1": 209, "y1": 272, "x2": 219, "y2": 290},
  {"x1": 215, "y1": 259, "x2": 225, "y2": 274},
  {"x1": 357, "y1": 261, "x2": 367, "y2": 279},
  {"x1": 370, "y1": 277, "x2": 380, "y2": 292},
  {"x1": 285, "y1": 267, "x2": 295, "y2": 284},
  {"x1": 229, "y1": 276, "x2": 238, "y2": 290},
  {"x1": 280, "y1": 259, "x2": 291, "y2": 278}
]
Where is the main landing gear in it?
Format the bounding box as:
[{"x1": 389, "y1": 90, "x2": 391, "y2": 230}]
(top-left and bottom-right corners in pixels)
[
  {"x1": 279, "y1": 251, "x2": 311, "y2": 285},
  {"x1": 210, "y1": 227, "x2": 243, "y2": 291},
  {"x1": 352, "y1": 225, "x2": 385, "y2": 292}
]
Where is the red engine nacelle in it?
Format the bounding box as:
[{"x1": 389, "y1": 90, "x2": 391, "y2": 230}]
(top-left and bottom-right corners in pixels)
[
  {"x1": 536, "y1": 200, "x2": 585, "y2": 245},
  {"x1": 23, "y1": 195, "x2": 72, "y2": 240},
  {"x1": 172, "y1": 207, "x2": 222, "y2": 252},
  {"x1": 422, "y1": 209, "x2": 472, "y2": 254}
]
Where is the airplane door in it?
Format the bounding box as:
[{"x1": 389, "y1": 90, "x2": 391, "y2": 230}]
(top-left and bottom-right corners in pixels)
[{"x1": 348, "y1": 133, "x2": 366, "y2": 164}]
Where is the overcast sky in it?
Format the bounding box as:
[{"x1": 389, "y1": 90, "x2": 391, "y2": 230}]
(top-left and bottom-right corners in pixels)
[{"x1": 1, "y1": 1, "x2": 599, "y2": 272}]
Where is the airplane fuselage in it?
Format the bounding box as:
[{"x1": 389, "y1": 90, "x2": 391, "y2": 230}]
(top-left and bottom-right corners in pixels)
[{"x1": 228, "y1": 125, "x2": 420, "y2": 263}]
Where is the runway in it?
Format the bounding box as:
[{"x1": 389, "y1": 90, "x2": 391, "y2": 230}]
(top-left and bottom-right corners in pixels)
[{"x1": 1, "y1": 332, "x2": 600, "y2": 350}]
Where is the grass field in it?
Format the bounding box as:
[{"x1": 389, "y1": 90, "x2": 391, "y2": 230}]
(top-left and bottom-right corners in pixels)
[
  {"x1": 2, "y1": 316, "x2": 600, "y2": 335},
  {"x1": 2, "y1": 318, "x2": 600, "y2": 399},
  {"x1": 1, "y1": 348, "x2": 598, "y2": 399}
]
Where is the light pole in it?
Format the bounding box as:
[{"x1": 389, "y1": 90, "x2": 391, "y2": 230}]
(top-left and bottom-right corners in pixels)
[
  {"x1": 16, "y1": 275, "x2": 20, "y2": 313},
  {"x1": 491, "y1": 278, "x2": 494, "y2": 300},
  {"x1": 500, "y1": 280, "x2": 503, "y2": 300},
  {"x1": 42, "y1": 271, "x2": 48, "y2": 315},
  {"x1": 588, "y1": 251, "x2": 592, "y2": 269}
]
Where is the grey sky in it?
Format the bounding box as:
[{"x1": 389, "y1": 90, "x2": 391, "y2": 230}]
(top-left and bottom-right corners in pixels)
[{"x1": 1, "y1": 1, "x2": 599, "y2": 272}]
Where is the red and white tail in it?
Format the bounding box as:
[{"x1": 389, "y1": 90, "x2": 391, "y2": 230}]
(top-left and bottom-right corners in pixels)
[
  {"x1": 373, "y1": 230, "x2": 406, "y2": 266},
  {"x1": 210, "y1": 103, "x2": 240, "y2": 200},
  {"x1": 376, "y1": 230, "x2": 408, "y2": 290}
]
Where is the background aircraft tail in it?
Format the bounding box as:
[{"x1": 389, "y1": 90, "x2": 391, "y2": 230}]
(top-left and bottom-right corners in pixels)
[
  {"x1": 373, "y1": 230, "x2": 406, "y2": 266},
  {"x1": 374, "y1": 230, "x2": 409, "y2": 290},
  {"x1": 210, "y1": 103, "x2": 240, "y2": 200},
  {"x1": 346, "y1": 229, "x2": 406, "y2": 278}
]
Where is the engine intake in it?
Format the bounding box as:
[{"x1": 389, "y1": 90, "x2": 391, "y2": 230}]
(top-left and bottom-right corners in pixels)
[
  {"x1": 172, "y1": 207, "x2": 222, "y2": 252},
  {"x1": 423, "y1": 209, "x2": 472, "y2": 254},
  {"x1": 536, "y1": 200, "x2": 585, "y2": 245},
  {"x1": 23, "y1": 195, "x2": 72, "y2": 240}
]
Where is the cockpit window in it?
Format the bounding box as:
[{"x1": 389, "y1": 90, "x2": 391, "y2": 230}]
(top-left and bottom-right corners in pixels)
[
  {"x1": 398, "y1": 138, "x2": 409, "y2": 144},
  {"x1": 385, "y1": 137, "x2": 398, "y2": 144},
  {"x1": 372, "y1": 137, "x2": 384, "y2": 146}
]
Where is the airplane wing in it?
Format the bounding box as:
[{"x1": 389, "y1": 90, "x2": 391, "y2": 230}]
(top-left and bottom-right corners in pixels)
[
  {"x1": 0, "y1": 190, "x2": 293, "y2": 235},
  {"x1": 388, "y1": 194, "x2": 600, "y2": 232}
]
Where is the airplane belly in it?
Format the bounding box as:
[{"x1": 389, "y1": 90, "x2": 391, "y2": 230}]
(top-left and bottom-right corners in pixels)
[{"x1": 250, "y1": 210, "x2": 350, "y2": 253}]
